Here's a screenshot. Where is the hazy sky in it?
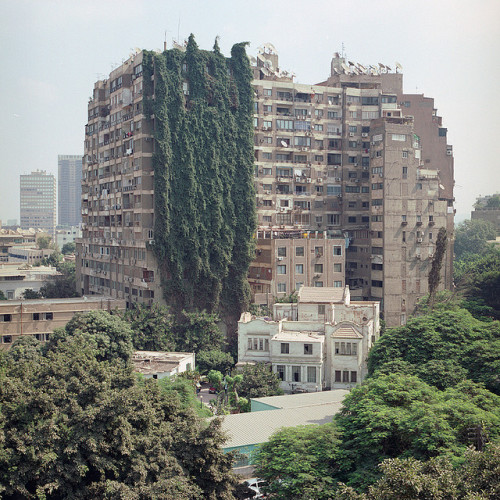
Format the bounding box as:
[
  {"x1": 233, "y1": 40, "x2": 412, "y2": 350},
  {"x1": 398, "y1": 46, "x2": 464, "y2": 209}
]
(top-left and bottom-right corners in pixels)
[{"x1": 1, "y1": 0, "x2": 499, "y2": 223}]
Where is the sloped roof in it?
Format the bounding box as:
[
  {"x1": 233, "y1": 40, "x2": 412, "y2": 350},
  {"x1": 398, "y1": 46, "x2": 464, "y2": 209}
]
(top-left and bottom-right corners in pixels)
[
  {"x1": 331, "y1": 325, "x2": 363, "y2": 339},
  {"x1": 297, "y1": 287, "x2": 345, "y2": 304}
]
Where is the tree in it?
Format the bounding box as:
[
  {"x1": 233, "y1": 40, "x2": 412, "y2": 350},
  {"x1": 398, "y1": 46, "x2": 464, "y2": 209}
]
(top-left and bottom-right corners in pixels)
[
  {"x1": 255, "y1": 423, "x2": 341, "y2": 500},
  {"x1": 196, "y1": 349, "x2": 234, "y2": 375},
  {"x1": 122, "y1": 303, "x2": 176, "y2": 351},
  {"x1": 39, "y1": 260, "x2": 78, "y2": 298},
  {"x1": 46, "y1": 310, "x2": 134, "y2": 363},
  {"x1": 427, "y1": 227, "x2": 447, "y2": 309},
  {"x1": 486, "y1": 194, "x2": 500, "y2": 208},
  {"x1": 21, "y1": 288, "x2": 42, "y2": 299},
  {"x1": 0, "y1": 290, "x2": 6, "y2": 300},
  {"x1": 61, "y1": 241, "x2": 76, "y2": 254},
  {"x1": 335, "y1": 443, "x2": 500, "y2": 500},
  {"x1": 237, "y1": 363, "x2": 284, "y2": 399},
  {"x1": 37, "y1": 235, "x2": 52, "y2": 249},
  {"x1": 334, "y1": 373, "x2": 500, "y2": 490},
  {"x1": 0, "y1": 334, "x2": 238, "y2": 499},
  {"x1": 174, "y1": 310, "x2": 225, "y2": 353},
  {"x1": 368, "y1": 308, "x2": 500, "y2": 394},
  {"x1": 454, "y1": 219, "x2": 496, "y2": 260}
]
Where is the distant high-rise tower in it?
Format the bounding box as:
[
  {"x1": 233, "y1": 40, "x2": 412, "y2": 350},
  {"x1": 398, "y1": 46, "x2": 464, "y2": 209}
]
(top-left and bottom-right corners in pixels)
[
  {"x1": 20, "y1": 170, "x2": 57, "y2": 238},
  {"x1": 58, "y1": 155, "x2": 82, "y2": 227}
]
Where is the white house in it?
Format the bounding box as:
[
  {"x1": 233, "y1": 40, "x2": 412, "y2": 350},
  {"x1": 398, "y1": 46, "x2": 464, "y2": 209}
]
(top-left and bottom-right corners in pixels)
[
  {"x1": 238, "y1": 286, "x2": 380, "y2": 392},
  {"x1": 132, "y1": 351, "x2": 195, "y2": 380}
]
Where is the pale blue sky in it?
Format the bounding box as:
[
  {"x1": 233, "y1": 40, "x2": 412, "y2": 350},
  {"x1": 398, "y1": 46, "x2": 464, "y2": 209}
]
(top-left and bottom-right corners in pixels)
[{"x1": 1, "y1": 0, "x2": 499, "y2": 223}]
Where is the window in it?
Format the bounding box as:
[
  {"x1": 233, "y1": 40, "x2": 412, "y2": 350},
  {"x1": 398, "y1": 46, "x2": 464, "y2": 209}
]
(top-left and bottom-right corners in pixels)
[
  {"x1": 295, "y1": 264, "x2": 304, "y2": 274},
  {"x1": 292, "y1": 366, "x2": 301, "y2": 382},
  {"x1": 402, "y1": 151, "x2": 408, "y2": 158},
  {"x1": 314, "y1": 264, "x2": 323, "y2": 274},
  {"x1": 307, "y1": 366, "x2": 317, "y2": 383},
  {"x1": 277, "y1": 265, "x2": 286, "y2": 274},
  {"x1": 333, "y1": 246, "x2": 342, "y2": 256},
  {"x1": 391, "y1": 134, "x2": 406, "y2": 141},
  {"x1": 348, "y1": 216, "x2": 357, "y2": 223},
  {"x1": 281, "y1": 343, "x2": 290, "y2": 354},
  {"x1": 295, "y1": 246, "x2": 304, "y2": 256},
  {"x1": 296, "y1": 281, "x2": 303, "y2": 290},
  {"x1": 314, "y1": 281, "x2": 324, "y2": 287},
  {"x1": 303, "y1": 344, "x2": 313, "y2": 355},
  {"x1": 315, "y1": 246, "x2": 324, "y2": 257},
  {"x1": 46, "y1": 312, "x2": 53, "y2": 320},
  {"x1": 416, "y1": 183, "x2": 422, "y2": 190},
  {"x1": 2, "y1": 335, "x2": 12, "y2": 343},
  {"x1": 277, "y1": 365, "x2": 285, "y2": 381},
  {"x1": 335, "y1": 370, "x2": 341, "y2": 382},
  {"x1": 277, "y1": 282, "x2": 287, "y2": 293},
  {"x1": 372, "y1": 199, "x2": 383, "y2": 206},
  {"x1": 402, "y1": 166, "x2": 408, "y2": 179},
  {"x1": 372, "y1": 280, "x2": 383, "y2": 287},
  {"x1": 334, "y1": 281, "x2": 343, "y2": 287},
  {"x1": 334, "y1": 263, "x2": 342, "y2": 272},
  {"x1": 318, "y1": 304, "x2": 325, "y2": 315},
  {"x1": 278, "y1": 247, "x2": 286, "y2": 257},
  {"x1": 343, "y1": 371, "x2": 350, "y2": 382},
  {"x1": 335, "y1": 342, "x2": 358, "y2": 355},
  {"x1": 262, "y1": 168, "x2": 272, "y2": 175},
  {"x1": 33, "y1": 313, "x2": 40, "y2": 321},
  {"x1": 1, "y1": 314, "x2": 12, "y2": 322},
  {"x1": 349, "y1": 125, "x2": 357, "y2": 133},
  {"x1": 262, "y1": 152, "x2": 272, "y2": 160},
  {"x1": 351, "y1": 371, "x2": 357, "y2": 383},
  {"x1": 263, "y1": 89, "x2": 272, "y2": 96}
]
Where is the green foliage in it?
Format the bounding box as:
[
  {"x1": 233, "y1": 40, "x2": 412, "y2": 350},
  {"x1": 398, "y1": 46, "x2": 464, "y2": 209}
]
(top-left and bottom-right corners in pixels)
[
  {"x1": 335, "y1": 443, "x2": 500, "y2": 500},
  {"x1": 275, "y1": 290, "x2": 298, "y2": 303},
  {"x1": 486, "y1": 194, "x2": 500, "y2": 208},
  {"x1": 21, "y1": 288, "x2": 42, "y2": 299},
  {"x1": 196, "y1": 349, "x2": 234, "y2": 375},
  {"x1": 174, "y1": 310, "x2": 225, "y2": 353},
  {"x1": 142, "y1": 35, "x2": 255, "y2": 322},
  {"x1": 427, "y1": 227, "x2": 447, "y2": 309},
  {"x1": 0, "y1": 333, "x2": 237, "y2": 498},
  {"x1": 237, "y1": 363, "x2": 284, "y2": 399},
  {"x1": 249, "y1": 303, "x2": 272, "y2": 317},
  {"x1": 39, "y1": 260, "x2": 78, "y2": 298},
  {"x1": 0, "y1": 290, "x2": 6, "y2": 300},
  {"x1": 36, "y1": 235, "x2": 52, "y2": 249},
  {"x1": 207, "y1": 369, "x2": 224, "y2": 390},
  {"x1": 454, "y1": 219, "x2": 496, "y2": 260},
  {"x1": 334, "y1": 373, "x2": 500, "y2": 490},
  {"x1": 61, "y1": 242, "x2": 76, "y2": 254},
  {"x1": 122, "y1": 303, "x2": 176, "y2": 351},
  {"x1": 454, "y1": 247, "x2": 500, "y2": 320},
  {"x1": 368, "y1": 308, "x2": 500, "y2": 394},
  {"x1": 46, "y1": 310, "x2": 134, "y2": 363},
  {"x1": 36, "y1": 251, "x2": 62, "y2": 268},
  {"x1": 255, "y1": 423, "x2": 341, "y2": 500}
]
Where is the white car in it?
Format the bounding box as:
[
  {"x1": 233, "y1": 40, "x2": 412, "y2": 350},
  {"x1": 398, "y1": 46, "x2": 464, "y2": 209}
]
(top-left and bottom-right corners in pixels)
[{"x1": 245, "y1": 478, "x2": 267, "y2": 498}]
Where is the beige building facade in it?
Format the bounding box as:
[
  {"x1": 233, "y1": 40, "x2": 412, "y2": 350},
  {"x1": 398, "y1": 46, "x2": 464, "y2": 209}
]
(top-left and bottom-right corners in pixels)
[
  {"x1": 238, "y1": 286, "x2": 380, "y2": 392},
  {"x1": 0, "y1": 296, "x2": 126, "y2": 348}
]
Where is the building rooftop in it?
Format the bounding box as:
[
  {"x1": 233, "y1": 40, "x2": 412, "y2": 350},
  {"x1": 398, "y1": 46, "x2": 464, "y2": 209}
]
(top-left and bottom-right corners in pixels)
[
  {"x1": 132, "y1": 351, "x2": 194, "y2": 376},
  {"x1": 331, "y1": 325, "x2": 363, "y2": 339},
  {"x1": 297, "y1": 286, "x2": 346, "y2": 304},
  {"x1": 272, "y1": 331, "x2": 323, "y2": 342},
  {"x1": 0, "y1": 296, "x2": 123, "y2": 307},
  {"x1": 220, "y1": 390, "x2": 348, "y2": 449}
]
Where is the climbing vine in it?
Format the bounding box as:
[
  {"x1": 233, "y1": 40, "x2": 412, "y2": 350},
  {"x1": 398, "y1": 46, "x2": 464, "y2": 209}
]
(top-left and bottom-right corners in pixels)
[
  {"x1": 142, "y1": 35, "x2": 256, "y2": 321},
  {"x1": 428, "y1": 227, "x2": 447, "y2": 309}
]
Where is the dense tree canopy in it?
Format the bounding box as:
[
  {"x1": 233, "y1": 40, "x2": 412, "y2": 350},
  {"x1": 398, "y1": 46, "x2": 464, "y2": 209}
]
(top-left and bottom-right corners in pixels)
[
  {"x1": 368, "y1": 308, "x2": 500, "y2": 394},
  {"x1": 61, "y1": 241, "x2": 76, "y2": 254},
  {"x1": 237, "y1": 363, "x2": 284, "y2": 399},
  {"x1": 454, "y1": 219, "x2": 496, "y2": 260},
  {"x1": 334, "y1": 374, "x2": 500, "y2": 489},
  {"x1": 0, "y1": 320, "x2": 237, "y2": 498}
]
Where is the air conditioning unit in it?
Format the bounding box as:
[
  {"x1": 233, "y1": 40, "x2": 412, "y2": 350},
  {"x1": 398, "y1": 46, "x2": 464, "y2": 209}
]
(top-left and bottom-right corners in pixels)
[
  {"x1": 429, "y1": 253, "x2": 434, "y2": 259},
  {"x1": 349, "y1": 132, "x2": 355, "y2": 137},
  {"x1": 277, "y1": 256, "x2": 284, "y2": 261},
  {"x1": 446, "y1": 150, "x2": 452, "y2": 156},
  {"x1": 362, "y1": 133, "x2": 368, "y2": 138},
  {"x1": 417, "y1": 237, "x2": 423, "y2": 243},
  {"x1": 415, "y1": 255, "x2": 421, "y2": 260},
  {"x1": 317, "y1": 178, "x2": 323, "y2": 183},
  {"x1": 335, "y1": 177, "x2": 341, "y2": 181},
  {"x1": 306, "y1": 178, "x2": 312, "y2": 183},
  {"x1": 353, "y1": 162, "x2": 358, "y2": 167}
]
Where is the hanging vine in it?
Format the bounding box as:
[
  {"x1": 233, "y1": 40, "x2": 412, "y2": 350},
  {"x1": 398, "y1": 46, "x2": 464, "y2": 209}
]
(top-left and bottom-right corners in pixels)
[{"x1": 142, "y1": 35, "x2": 256, "y2": 320}]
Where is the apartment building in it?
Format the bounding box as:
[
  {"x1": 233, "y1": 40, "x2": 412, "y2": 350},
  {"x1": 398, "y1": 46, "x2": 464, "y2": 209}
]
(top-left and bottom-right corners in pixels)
[
  {"x1": 471, "y1": 193, "x2": 500, "y2": 234},
  {"x1": 78, "y1": 44, "x2": 454, "y2": 326},
  {"x1": 251, "y1": 47, "x2": 454, "y2": 325},
  {"x1": 0, "y1": 296, "x2": 126, "y2": 348},
  {"x1": 58, "y1": 155, "x2": 83, "y2": 227},
  {"x1": 77, "y1": 50, "x2": 161, "y2": 307},
  {"x1": 20, "y1": 170, "x2": 57, "y2": 238}
]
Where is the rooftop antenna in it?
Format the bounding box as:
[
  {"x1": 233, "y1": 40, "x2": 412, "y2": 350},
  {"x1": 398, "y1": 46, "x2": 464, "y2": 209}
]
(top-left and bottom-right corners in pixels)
[{"x1": 341, "y1": 42, "x2": 345, "y2": 59}]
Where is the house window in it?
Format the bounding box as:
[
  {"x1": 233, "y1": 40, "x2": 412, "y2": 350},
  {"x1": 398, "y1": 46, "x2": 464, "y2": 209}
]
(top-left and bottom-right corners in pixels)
[
  {"x1": 295, "y1": 264, "x2": 304, "y2": 274},
  {"x1": 33, "y1": 313, "x2": 41, "y2": 321},
  {"x1": 334, "y1": 263, "x2": 342, "y2": 272},
  {"x1": 247, "y1": 339, "x2": 252, "y2": 350},
  {"x1": 307, "y1": 366, "x2": 317, "y2": 383},
  {"x1": 335, "y1": 370, "x2": 341, "y2": 382},
  {"x1": 315, "y1": 246, "x2": 324, "y2": 257},
  {"x1": 343, "y1": 371, "x2": 350, "y2": 382},
  {"x1": 314, "y1": 281, "x2": 323, "y2": 287},
  {"x1": 304, "y1": 343, "x2": 313, "y2": 355},
  {"x1": 333, "y1": 246, "x2": 342, "y2": 256},
  {"x1": 277, "y1": 365, "x2": 285, "y2": 381},
  {"x1": 292, "y1": 366, "x2": 301, "y2": 382},
  {"x1": 296, "y1": 246, "x2": 304, "y2": 256},
  {"x1": 281, "y1": 343, "x2": 290, "y2": 354},
  {"x1": 1, "y1": 314, "x2": 12, "y2": 322},
  {"x1": 314, "y1": 264, "x2": 323, "y2": 273},
  {"x1": 402, "y1": 151, "x2": 408, "y2": 158},
  {"x1": 334, "y1": 281, "x2": 342, "y2": 287},
  {"x1": 277, "y1": 282, "x2": 287, "y2": 293},
  {"x1": 277, "y1": 265, "x2": 286, "y2": 274},
  {"x1": 351, "y1": 371, "x2": 357, "y2": 383},
  {"x1": 45, "y1": 312, "x2": 53, "y2": 320},
  {"x1": 318, "y1": 304, "x2": 325, "y2": 315},
  {"x1": 278, "y1": 247, "x2": 286, "y2": 257},
  {"x1": 2, "y1": 335, "x2": 12, "y2": 343}
]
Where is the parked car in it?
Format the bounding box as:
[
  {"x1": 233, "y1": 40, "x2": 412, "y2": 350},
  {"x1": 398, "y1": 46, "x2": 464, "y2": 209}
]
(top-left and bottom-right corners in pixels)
[
  {"x1": 208, "y1": 386, "x2": 218, "y2": 394},
  {"x1": 245, "y1": 478, "x2": 268, "y2": 498}
]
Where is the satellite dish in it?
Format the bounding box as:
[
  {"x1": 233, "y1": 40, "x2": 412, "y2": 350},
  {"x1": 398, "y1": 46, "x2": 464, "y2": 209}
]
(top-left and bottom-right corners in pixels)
[
  {"x1": 378, "y1": 63, "x2": 385, "y2": 69},
  {"x1": 385, "y1": 65, "x2": 392, "y2": 72},
  {"x1": 352, "y1": 67, "x2": 360, "y2": 75},
  {"x1": 341, "y1": 62, "x2": 350, "y2": 73},
  {"x1": 395, "y1": 62, "x2": 403, "y2": 72},
  {"x1": 265, "y1": 42, "x2": 277, "y2": 53},
  {"x1": 281, "y1": 141, "x2": 288, "y2": 148},
  {"x1": 348, "y1": 60, "x2": 355, "y2": 66},
  {"x1": 333, "y1": 67, "x2": 340, "y2": 75},
  {"x1": 264, "y1": 60, "x2": 273, "y2": 69}
]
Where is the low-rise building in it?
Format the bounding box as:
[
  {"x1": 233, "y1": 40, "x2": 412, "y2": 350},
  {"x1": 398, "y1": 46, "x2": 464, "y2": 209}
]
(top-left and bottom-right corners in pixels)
[
  {"x1": 0, "y1": 296, "x2": 126, "y2": 348},
  {"x1": 132, "y1": 351, "x2": 195, "y2": 379},
  {"x1": 0, "y1": 264, "x2": 60, "y2": 299},
  {"x1": 238, "y1": 286, "x2": 379, "y2": 392}
]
